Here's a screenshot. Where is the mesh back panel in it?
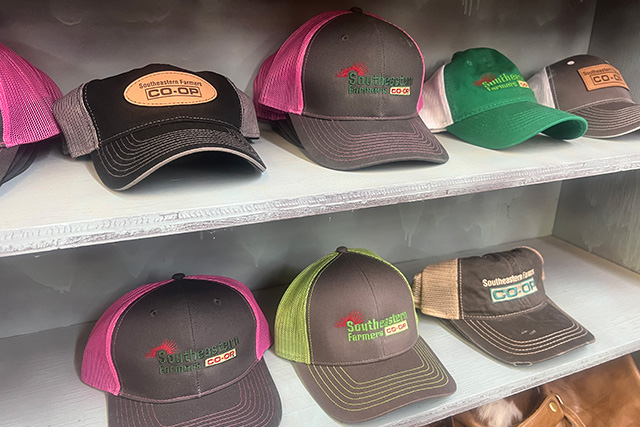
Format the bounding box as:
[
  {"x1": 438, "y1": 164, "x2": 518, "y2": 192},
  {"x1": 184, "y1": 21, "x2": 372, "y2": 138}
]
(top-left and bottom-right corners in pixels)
[
  {"x1": 225, "y1": 77, "x2": 260, "y2": 138},
  {"x1": 0, "y1": 43, "x2": 62, "y2": 147},
  {"x1": 188, "y1": 275, "x2": 271, "y2": 358},
  {"x1": 275, "y1": 252, "x2": 338, "y2": 363},
  {"x1": 528, "y1": 67, "x2": 555, "y2": 109},
  {"x1": 52, "y1": 84, "x2": 100, "y2": 157},
  {"x1": 412, "y1": 258, "x2": 461, "y2": 319},
  {"x1": 253, "y1": 53, "x2": 287, "y2": 121},
  {"x1": 256, "y1": 11, "x2": 349, "y2": 114},
  {"x1": 420, "y1": 64, "x2": 453, "y2": 132},
  {"x1": 81, "y1": 279, "x2": 171, "y2": 394}
]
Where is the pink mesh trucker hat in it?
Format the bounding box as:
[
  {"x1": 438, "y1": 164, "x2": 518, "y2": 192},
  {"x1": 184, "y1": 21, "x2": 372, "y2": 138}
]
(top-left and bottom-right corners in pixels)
[
  {"x1": 82, "y1": 274, "x2": 281, "y2": 427},
  {"x1": 0, "y1": 43, "x2": 62, "y2": 186},
  {"x1": 253, "y1": 8, "x2": 448, "y2": 170},
  {"x1": 53, "y1": 64, "x2": 265, "y2": 190}
]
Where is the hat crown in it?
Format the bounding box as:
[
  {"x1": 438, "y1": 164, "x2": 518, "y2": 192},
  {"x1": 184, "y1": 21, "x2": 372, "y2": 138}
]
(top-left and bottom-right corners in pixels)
[
  {"x1": 275, "y1": 248, "x2": 418, "y2": 365},
  {"x1": 444, "y1": 48, "x2": 536, "y2": 122},
  {"x1": 301, "y1": 12, "x2": 424, "y2": 119}
]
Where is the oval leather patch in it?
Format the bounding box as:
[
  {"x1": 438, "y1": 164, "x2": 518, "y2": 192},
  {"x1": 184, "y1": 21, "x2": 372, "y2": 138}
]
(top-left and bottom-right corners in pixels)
[{"x1": 124, "y1": 71, "x2": 217, "y2": 107}]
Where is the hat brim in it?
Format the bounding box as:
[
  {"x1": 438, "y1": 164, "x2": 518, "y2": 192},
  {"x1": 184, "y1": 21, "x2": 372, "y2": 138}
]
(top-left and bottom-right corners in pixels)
[
  {"x1": 293, "y1": 336, "x2": 456, "y2": 423},
  {"x1": 445, "y1": 101, "x2": 588, "y2": 149},
  {"x1": 107, "y1": 358, "x2": 281, "y2": 427},
  {"x1": 0, "y1": 144, "x2": 37, "y2": 185},
  {"x1": 91, "y1": 122, "x2": 266, "y2": 191},
  {"x1": 447, "y1": 299, "x2": 594, "y2": 366},
  {"x1": 287, "y1": 114, "x2": 449, "y2": 170},
  {"x1": 570, "y1": 100, "x2": 640, "y2": 138}
]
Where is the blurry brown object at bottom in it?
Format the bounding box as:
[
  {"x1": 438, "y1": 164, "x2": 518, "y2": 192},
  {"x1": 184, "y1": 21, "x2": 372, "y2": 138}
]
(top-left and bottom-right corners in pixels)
[{"x1": 422, "y1": 354, "x2": 640, "y2": 427}]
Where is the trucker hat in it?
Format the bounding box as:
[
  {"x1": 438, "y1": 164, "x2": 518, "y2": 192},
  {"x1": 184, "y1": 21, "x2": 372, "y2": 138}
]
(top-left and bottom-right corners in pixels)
[
  {"x1": 254, "y1": 8, "x2": 448, "y2": 170},
  {"x1": 82, "y1": 274, "x2": 281, "y2": 427},
  {"x1": 420, "y1": 47, "x2": 588, "y2": 149},
  {"x1": 0, "y1": 43, "x2": 62, "y2": 186},
  {"x1": 412, "y1": 247, "x2": 594, "y2": 365},
  {"x1": 275, "y1": 246, "x2": 456, "y2": 423},
  {"x1": 528, "y1": 54, "x2": 640, "y2": 138},
  {"x1": 53, "y1": 64, "x2": 265, "y2": 190}
]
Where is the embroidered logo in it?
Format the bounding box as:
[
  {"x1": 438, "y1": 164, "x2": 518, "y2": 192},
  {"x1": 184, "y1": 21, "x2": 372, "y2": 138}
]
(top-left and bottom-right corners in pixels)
[
  {"x1": 473, "y1": 73, "x2": 496, "y2": 86},
  {"x1": 336, "y1": 62, "x2": 369, "y2": 78},
  {"x1": 490, "y1": 278, "x2": 538, "y2": 303},
  {"x1": 475, "y1": 72, "x2": 528, "y2": 92},
  {"x1": 145, "y1": 339, "x2": 178, "y2": 358},
  {"x1": 335, "y1": 311, "x2": 409, "y2": 342},
  {"x1": 335, "y1": 310, "x2": 364, "y2": 327},
  {"x1": 146, "y1": 336, "x2": 239, "y2": 375},
  {"x1": 336, "y1": 63, "x2": 414, "y2": 96}
]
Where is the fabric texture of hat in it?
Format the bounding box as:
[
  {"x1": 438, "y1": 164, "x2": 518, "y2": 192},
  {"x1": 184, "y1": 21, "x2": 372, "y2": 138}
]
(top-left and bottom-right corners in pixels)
[
  {"x1": 0, "y1": 43, "x2": 62, "y2": 186},
  {"x1": 528, "y1": 54, "x2": 640, "y2": 138},
  {"x1": 254, "y1": 8, "x2": 448, "y2": 170},
  {"x1": 275, "y1": 246, "x2": 456, "y2": 423},
  {"x1": 412, "y1": 247, "x2": 594, "y2": 366},
  {"x1": 420, "y1": 47, "x2": 588, "y2": 149},
  {"x1": 53, "y1": 64, "x2": 265, "y2": 190},
  {"x1": 82, "y1": 274, "x2": 281, "y2": 427}
]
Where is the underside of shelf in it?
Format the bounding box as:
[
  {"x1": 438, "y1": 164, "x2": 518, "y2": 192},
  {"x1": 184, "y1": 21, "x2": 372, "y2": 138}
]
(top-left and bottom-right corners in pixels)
[
  {"x1": 2, "y1": 236, "x2": 639, "y2": 426},
  {"x1": 2, "y1": 128, "x2": 640, "y2": 257}
]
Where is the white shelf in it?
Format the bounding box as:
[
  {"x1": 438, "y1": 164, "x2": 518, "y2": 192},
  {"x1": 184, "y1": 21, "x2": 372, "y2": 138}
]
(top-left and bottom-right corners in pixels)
[
  {"x1": 3, "y1": 236, "x2": 639, "y2": 426},
  {"x1": 2, "y1": 126, "x2": 640, "y2": 257}
]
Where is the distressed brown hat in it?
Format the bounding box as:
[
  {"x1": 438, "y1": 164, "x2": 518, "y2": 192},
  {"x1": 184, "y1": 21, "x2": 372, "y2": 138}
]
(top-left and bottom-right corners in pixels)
[
  {"x1": 412, "y1": 247, "x2": 594, "y2": 366},
  {"x1": 275, "y1": 247, "x2": 456, "y2": 423},
  {"x1": 528, "y1": 54, "x2": 640, "y2": 138}
]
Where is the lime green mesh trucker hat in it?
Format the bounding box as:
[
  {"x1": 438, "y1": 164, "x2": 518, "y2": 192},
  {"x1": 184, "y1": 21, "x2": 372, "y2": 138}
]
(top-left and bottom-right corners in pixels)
[
  {"x1": 274, "y1": 246, "x2": 456, "y2": 423},
  {"x1": 419, "y1": 48, "x2": 588, "y2": 149}
]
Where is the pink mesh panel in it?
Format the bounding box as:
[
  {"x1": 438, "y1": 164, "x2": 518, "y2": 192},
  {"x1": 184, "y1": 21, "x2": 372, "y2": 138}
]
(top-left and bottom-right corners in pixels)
[
  {"x1": 254, "y1": 53, "x2": 287, "y2": 121},
  {"x1": 257, "y1": 10, "x2": 349, "y2": 114},
  {"x1": 0, "y1": 43, "x2": 62, "y2": 147},
  {"x1": 188, "y1": 275, "x2": 272, "y2": 359},
  {"x1": 81, "y1": 280, "x2": 171, "y2": 395}
]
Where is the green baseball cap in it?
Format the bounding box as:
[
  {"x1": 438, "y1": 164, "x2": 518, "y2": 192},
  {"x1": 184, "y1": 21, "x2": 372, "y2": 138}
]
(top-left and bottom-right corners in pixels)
[
  {"x1": 274, "y1": 246, "x2": 456, "y2": 423},
  {"x1": 419, "y1": 48, "x2": 588, "y2": 148}
]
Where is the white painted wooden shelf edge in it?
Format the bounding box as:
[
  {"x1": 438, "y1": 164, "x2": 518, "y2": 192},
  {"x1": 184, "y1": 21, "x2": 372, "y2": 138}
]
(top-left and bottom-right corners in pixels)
[
  {"x1": 1, "y1": 128, "x2": 640, "y2": 257},
  {"x1": 2, "y1": 236, "x2": 639, "y2": 426}
]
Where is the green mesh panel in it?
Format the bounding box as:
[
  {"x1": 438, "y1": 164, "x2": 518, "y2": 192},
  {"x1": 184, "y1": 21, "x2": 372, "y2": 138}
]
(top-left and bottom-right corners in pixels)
[
  {"x1": 345, "y1": 248, "x2": 420, "y2": 325},
  {"x1": 275, "y1": 251, "x2": 339, "y2": 363}
]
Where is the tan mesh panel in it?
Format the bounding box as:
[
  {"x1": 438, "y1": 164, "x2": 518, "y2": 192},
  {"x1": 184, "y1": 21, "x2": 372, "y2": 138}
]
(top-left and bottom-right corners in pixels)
[{"x1": 412, "y1": 258, "x2": 461, "y2": 319}]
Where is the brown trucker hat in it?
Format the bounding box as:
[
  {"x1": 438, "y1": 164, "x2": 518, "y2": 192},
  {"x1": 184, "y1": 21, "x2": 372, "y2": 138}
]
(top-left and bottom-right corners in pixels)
[
  {"x1": 274, "y1": 247, "x2": 456, "y2": 423},
  {"x1": 412, "y1": 247, "x2": 594, "y2": 366},
  {"x1": 528, "y1": 54, "x2": 640, "y2": 138}
]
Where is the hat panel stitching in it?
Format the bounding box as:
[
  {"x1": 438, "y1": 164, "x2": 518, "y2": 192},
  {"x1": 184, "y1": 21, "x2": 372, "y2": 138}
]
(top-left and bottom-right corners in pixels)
[
  {"x1": 306, "y1": 255, "x2": 339, "y2": 364},
  {"x1": 461, "y1": 300, "x2": 547, "y2": 319},
  {"x1": 83, "y1": 83, "x2": 102, "y2": 142},
  {"x1": 98, "y1": 116, "x2": 238, "y2": 146}
]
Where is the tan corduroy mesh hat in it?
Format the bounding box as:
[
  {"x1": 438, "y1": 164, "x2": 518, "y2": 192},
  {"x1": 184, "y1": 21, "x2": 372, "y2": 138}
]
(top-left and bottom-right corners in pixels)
[{"x1": 412, "y1": 247, "x2": 594, "y2": 366}]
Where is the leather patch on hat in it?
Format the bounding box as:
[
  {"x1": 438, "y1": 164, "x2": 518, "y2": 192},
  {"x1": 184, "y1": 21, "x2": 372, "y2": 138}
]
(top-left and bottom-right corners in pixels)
[
  {"x1": 577, "y1": 64, "x2": 629, "y2": 91},
  {"x1": 124, "y1": 71, "x2": 217, "y2": 106}
]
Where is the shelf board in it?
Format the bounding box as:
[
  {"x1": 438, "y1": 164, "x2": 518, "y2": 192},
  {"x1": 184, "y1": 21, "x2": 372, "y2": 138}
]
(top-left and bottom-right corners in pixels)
[
  {"x1": 2, "y1": 127, "x2": 640, "y2": 258},
  {"x1": 2, "y1": 236, "x2": 640, "y2": 426}
]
